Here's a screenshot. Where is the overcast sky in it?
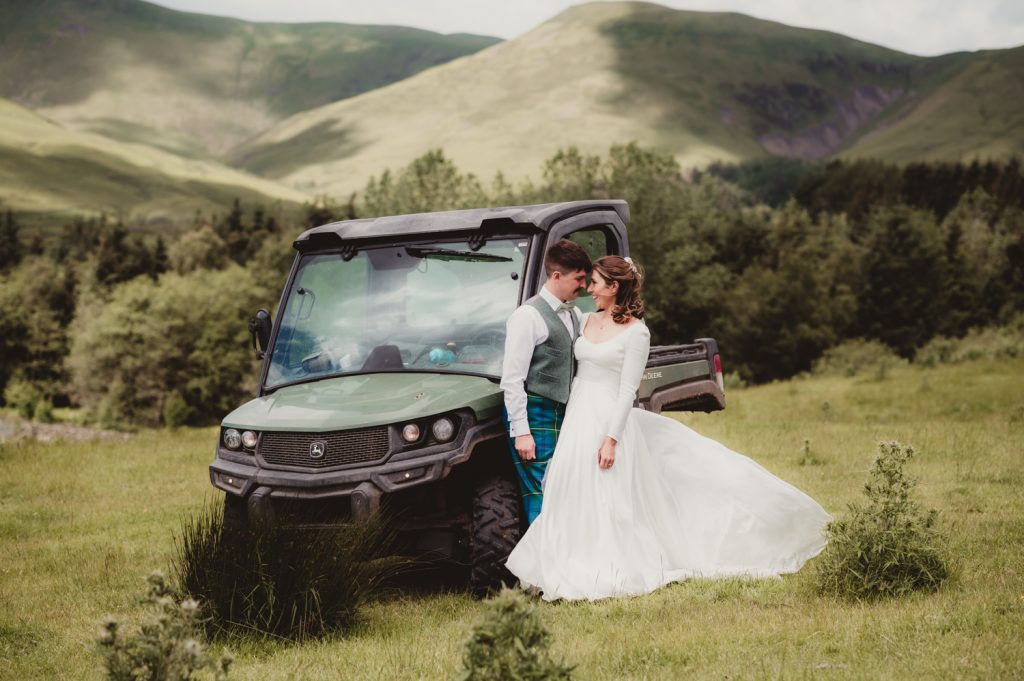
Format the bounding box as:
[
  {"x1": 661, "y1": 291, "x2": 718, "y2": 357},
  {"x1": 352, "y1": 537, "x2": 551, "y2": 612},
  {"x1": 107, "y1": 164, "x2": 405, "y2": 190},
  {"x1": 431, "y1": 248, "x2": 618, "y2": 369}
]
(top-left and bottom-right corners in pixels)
[{"x1": 150, "y1": 0, "x2": 1024, "y2": 56}]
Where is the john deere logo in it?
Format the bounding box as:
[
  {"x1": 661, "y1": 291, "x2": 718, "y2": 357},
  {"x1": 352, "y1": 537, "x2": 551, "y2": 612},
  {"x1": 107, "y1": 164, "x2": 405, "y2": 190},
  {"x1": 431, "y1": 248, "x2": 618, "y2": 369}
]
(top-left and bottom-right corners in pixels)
[{"x1": 309, "y1": 441, "x2": 326, "y2": 459}]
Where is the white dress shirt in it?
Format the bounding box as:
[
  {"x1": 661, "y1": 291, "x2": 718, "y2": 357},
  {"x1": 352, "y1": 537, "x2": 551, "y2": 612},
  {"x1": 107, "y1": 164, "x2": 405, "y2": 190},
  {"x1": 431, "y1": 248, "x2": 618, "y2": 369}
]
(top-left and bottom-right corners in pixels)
[{"x1": 500, "y1": 285, "x2": 582, "y2": 437}]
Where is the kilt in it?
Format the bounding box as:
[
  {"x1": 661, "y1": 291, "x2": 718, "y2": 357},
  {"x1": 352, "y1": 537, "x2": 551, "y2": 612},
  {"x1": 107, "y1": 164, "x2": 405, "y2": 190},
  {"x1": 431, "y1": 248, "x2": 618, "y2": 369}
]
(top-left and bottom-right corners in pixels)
[{"x1": 505, "y1": 393, "x2": 566, "y2": 524}]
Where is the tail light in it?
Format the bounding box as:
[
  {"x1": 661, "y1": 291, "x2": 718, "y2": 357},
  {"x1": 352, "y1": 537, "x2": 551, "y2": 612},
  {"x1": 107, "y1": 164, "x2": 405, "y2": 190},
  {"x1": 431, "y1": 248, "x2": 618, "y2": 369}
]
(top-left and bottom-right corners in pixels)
[{"x1": 714, "y1": 354, "x2": 725, "y2": 392}]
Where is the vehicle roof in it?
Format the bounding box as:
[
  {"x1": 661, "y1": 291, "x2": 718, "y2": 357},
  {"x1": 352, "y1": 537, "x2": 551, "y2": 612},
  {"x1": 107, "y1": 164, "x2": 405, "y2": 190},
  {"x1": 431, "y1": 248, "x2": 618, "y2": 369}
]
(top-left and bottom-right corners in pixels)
[{"x1": 294, "y1": 200, "x2": 629, "y2": 248}]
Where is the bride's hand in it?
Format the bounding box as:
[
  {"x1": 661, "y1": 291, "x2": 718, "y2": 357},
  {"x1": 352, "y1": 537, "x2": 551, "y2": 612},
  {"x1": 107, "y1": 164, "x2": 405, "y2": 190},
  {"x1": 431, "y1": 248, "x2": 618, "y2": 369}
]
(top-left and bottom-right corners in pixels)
[{"x1": 598, "y1": 437, "x2": 616, "y2": 469}]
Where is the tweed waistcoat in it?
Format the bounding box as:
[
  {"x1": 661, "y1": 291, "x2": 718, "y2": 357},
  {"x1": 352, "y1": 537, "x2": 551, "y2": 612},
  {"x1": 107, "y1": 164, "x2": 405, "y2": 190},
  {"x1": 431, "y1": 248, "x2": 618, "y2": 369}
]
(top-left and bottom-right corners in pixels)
[{"x1": 524, "y1": 295, "x2": 579, "y2": 404}]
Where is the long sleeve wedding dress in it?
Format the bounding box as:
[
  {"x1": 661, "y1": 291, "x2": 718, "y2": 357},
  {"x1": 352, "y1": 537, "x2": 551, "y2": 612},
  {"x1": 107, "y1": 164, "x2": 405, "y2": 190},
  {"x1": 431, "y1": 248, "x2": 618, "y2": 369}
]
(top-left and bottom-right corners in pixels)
[{"x1": 505, "y1": 316, "x2": 830, "y2": 601}]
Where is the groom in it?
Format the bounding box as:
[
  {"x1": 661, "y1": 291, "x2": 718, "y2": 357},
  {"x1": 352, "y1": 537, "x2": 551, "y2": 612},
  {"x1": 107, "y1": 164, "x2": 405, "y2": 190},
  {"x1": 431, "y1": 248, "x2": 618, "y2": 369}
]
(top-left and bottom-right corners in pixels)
[{"x1": 500, "y1": 239, "x2": 592, "y2": 524}]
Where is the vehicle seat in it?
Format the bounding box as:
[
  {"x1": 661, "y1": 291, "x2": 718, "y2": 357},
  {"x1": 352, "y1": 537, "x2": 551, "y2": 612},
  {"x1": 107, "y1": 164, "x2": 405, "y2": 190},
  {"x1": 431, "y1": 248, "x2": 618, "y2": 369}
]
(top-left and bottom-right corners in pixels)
[{"x1": 360, "y1": 344, "x2": 404, "y2": 371}]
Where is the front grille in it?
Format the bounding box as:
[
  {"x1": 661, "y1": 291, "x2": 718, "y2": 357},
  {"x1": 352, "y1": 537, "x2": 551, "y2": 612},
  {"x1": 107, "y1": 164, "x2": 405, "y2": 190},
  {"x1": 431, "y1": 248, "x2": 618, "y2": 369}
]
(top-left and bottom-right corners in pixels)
[{"x1": 258, "y1": 427, "x2": 390, "y2": 469}]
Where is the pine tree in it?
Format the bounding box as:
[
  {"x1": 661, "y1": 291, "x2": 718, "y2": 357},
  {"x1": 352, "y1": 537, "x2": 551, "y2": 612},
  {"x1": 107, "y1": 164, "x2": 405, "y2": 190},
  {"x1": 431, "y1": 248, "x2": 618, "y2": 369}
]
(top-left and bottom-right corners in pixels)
[
  {"x1": 0, "y1": 208, "x2": 21, "y2": 271},
  {"x1": 153, "y1": 236, "x2": 169, "y2": 276}
]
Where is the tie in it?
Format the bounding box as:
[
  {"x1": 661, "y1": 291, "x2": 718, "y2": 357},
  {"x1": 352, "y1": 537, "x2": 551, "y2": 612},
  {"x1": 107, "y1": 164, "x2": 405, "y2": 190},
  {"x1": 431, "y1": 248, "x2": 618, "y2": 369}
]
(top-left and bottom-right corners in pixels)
[{"x1": 556, "y1": 301, "x2": 575, "y2": 312}]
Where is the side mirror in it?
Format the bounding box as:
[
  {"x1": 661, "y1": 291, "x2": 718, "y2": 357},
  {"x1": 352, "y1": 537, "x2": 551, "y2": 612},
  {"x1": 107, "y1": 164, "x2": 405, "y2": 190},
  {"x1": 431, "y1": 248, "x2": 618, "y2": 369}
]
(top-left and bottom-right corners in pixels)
[{"x1": 248, "y1": 309, "x2": 272, "y2": 359}]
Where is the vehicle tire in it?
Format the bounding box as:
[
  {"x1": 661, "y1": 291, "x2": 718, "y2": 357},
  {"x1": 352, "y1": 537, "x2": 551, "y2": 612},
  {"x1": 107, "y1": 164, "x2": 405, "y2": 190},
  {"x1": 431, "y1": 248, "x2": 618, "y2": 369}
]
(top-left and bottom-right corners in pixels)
[{"x1": 469, "y1": 475, "x2": 522, "y2": 597}]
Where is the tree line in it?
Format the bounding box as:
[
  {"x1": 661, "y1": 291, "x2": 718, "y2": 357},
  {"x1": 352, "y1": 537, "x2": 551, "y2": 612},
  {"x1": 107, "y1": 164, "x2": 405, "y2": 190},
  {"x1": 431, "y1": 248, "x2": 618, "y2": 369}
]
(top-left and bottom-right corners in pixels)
[{"x1": 1, "y1": 148, "x2": 1021, "y2": 426}]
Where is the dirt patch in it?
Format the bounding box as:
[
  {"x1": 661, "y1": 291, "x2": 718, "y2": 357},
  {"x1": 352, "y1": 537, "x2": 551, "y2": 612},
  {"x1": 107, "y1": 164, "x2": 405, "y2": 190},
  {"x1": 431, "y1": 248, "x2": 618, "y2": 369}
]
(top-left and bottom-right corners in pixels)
[{"x1": 0, "y1": 415, "x2": 131, "y2": 444}]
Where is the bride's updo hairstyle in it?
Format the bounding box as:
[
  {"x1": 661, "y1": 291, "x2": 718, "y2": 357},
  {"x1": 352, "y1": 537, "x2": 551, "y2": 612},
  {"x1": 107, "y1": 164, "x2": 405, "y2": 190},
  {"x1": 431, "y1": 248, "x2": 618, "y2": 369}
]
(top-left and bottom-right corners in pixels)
[{"x1": 593, "y1": 255, "x2": 645, "y2": 324}]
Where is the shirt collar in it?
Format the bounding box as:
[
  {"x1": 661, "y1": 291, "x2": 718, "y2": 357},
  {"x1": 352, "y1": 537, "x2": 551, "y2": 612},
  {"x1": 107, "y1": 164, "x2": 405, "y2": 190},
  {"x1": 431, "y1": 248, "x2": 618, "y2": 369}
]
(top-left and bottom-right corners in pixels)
[{"x1": 538, "y1": 285, "x2": 563, "y2": 311}]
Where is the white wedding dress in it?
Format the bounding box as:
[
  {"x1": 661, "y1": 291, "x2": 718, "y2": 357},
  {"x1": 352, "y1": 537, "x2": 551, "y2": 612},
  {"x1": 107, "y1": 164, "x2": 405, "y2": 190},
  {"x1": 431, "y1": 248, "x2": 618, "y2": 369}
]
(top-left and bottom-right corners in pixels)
[{"x1": 505, "y1": 317, "x2": 830, "y2": 601}]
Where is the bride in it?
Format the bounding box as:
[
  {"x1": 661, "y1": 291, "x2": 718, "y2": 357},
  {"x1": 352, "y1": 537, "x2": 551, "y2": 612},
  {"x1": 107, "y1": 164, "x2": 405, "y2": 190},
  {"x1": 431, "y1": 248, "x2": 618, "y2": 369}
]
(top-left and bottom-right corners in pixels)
[{"x1": 505, "y1": 255, "x2": 830, "y2": 601}]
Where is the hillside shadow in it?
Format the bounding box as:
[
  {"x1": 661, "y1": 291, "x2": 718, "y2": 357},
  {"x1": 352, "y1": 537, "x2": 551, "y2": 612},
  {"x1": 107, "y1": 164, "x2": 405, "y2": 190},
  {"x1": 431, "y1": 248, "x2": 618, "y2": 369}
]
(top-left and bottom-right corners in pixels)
[{"x1": 227, "y1": 120, "x2": 367, "y2": 178}]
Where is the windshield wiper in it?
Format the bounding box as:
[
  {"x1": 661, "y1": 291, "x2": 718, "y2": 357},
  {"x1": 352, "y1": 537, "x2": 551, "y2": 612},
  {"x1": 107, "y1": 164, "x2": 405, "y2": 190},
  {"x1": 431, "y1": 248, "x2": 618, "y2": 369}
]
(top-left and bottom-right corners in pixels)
[{"x1": 405, "y1": 246, "x2": 512, "y2": 262}]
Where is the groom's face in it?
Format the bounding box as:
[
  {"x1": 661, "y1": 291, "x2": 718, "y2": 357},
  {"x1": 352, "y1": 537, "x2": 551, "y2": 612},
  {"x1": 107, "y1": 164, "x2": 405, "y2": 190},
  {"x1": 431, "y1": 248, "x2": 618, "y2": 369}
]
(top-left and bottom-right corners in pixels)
[{"x1": 550, "y1": 269, "x2": 589, "y2": 302}]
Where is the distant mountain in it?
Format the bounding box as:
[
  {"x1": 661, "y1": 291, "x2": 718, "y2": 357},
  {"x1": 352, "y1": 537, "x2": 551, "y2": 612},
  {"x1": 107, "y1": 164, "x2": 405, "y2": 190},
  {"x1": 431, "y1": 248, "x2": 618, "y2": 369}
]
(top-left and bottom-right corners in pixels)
[
  {"x1": 0, "y1": 97, "x2": 306, "y2": 224},
  {"x1": 0, "y1": 0, "x2": 500, "y2": 159},
  {"x1": 2, "y1": 0, "x2": 1021, "y2": 221},
  {"x1": 840, "y1": 47, "x2": 1024, "y2": 162},
  {"x1": 230, "y1": 2, "x2": 1024, "y2": 197}
]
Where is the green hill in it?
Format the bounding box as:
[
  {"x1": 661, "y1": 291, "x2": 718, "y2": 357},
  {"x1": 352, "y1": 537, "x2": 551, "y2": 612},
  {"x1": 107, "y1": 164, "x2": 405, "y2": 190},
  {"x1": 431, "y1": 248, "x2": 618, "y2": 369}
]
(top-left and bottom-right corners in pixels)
[
  {"x1": 0, "y1": 97, "x2": 307, "y2": 225},
  {"x1": 2, "y1": 0, "x2": 1020, "y2": 216},
  {"x1": 840, "y1": 47, "x2": 1024, "y2": 161},
  {"x1": 0, "y1": 0, "x2": 499, "y2": 159},
  {"x1": 230, "y1": 2, "x2": 1023, "y2": 197}
]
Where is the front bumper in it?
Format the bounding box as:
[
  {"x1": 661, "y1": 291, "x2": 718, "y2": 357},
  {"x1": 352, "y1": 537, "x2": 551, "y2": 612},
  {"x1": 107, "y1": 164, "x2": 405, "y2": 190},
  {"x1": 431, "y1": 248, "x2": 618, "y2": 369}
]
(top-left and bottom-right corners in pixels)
[{"x1": 209, "y1": 415, "x2": 506, "y2": 518}]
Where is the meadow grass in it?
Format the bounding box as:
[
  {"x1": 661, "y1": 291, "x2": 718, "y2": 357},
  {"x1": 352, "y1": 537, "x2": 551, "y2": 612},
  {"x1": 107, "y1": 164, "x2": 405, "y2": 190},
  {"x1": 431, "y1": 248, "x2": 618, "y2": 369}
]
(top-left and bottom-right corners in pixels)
[{"x1": 1, "y1": 357, "x2": 1022, "y2": 679}]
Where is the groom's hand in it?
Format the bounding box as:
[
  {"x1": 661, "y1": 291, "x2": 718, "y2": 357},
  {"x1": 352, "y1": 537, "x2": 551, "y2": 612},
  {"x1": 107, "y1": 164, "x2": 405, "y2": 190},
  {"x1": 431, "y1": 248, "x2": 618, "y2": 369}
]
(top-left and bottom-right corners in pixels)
[{"x1": 515, "y1": 434, "x2": 537, "y2": 461}]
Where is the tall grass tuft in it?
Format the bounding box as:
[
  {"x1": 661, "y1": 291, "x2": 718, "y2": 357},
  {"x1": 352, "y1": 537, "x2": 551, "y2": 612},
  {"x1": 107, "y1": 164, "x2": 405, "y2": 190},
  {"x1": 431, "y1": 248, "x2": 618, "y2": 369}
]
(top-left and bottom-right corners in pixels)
[
  {"x1": 456, "y1": 588, "x2": 574, "y2": 681},
  {"x1": 96, "y1": 571, "x2": 233, "y2": 680},
  {"x1": 816, "y1": 440, "x2": 949, "y2": 599},
  {"x1": 174, "y1": 500, "x2": 404, "y2": 641}
]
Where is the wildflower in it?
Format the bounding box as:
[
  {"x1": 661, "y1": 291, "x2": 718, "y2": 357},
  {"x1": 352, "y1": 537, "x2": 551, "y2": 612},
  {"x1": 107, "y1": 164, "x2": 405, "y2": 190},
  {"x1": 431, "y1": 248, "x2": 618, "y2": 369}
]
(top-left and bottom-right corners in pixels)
[{"x1": 181, "y1": 638, "x2": 204, "y2": 661}]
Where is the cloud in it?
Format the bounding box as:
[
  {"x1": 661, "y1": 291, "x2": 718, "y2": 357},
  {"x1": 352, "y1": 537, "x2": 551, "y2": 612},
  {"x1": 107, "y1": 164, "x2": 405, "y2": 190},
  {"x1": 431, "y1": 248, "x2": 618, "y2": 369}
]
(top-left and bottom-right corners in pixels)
[
  {"x1": 151, "y1": 0, "x2": 1024, "y2": 55},
  {"x1": 992, "y1": 0, "x2": 1024, "y2": 24}
]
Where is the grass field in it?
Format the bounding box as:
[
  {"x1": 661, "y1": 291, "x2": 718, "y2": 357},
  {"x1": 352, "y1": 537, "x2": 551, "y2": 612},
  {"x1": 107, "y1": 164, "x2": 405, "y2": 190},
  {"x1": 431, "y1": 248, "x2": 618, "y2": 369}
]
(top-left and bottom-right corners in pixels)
[{"x1": 2, "y1": 357, "x2": 1022, "y2": 680}]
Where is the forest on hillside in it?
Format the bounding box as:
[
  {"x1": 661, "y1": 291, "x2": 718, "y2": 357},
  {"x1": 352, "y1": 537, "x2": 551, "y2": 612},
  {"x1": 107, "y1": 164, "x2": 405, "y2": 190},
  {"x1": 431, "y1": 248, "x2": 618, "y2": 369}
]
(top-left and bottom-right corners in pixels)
[{"x1": 1, "y1": 148, "x2": 1022, "y2": 427}]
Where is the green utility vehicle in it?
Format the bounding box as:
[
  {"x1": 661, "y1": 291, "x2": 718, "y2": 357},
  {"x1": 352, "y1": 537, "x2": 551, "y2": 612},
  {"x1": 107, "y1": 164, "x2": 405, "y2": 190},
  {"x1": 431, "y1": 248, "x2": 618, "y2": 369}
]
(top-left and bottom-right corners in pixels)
[{"x1": 210, "y1": 200, "x2": 725, "y2": 592}]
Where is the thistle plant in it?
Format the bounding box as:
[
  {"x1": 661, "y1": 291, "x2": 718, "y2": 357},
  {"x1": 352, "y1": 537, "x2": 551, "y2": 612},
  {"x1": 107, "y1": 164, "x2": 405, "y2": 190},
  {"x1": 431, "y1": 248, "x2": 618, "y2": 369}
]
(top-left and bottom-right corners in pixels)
[
  {"x1": 816, "y1": 440, "x2": 949, "y2": 599},
  {"x1": 97, "y1": 571, "x2": 232, "y2": 681},
  {"x1": 457, "y1": 588, "x2": 573, "y2": 681}
]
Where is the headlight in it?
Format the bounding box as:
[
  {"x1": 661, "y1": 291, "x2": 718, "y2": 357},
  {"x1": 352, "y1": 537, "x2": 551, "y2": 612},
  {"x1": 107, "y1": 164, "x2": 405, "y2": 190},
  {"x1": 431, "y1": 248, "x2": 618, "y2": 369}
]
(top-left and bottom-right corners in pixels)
[
  {"x1": 223, "y1": 428, "x2": 241, "y2": 450},
  {"x1": 241, "y1": 430, "x2": 258, "y2": 449},
  {"x1": 431, "y1": 417, "x2": 455, "y2": 442},
  {"x1": 401, "y1": 423, "x2": 421, "y2": 443}
]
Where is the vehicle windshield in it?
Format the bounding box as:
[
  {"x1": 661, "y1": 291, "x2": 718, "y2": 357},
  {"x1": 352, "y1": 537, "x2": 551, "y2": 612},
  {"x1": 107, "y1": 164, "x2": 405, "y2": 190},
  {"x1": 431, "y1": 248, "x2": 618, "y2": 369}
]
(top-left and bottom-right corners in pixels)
[{"x1": 265, "y1": 238, "x2": 528, "y2": 389}]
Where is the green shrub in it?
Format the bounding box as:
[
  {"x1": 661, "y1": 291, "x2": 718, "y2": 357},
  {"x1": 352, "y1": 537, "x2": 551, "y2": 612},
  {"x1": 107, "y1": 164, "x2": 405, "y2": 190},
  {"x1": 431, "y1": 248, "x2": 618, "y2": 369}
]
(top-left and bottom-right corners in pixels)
[
  {"x1": 816, "y1": 440, "x2": 949, "y2": 599},
  {"x1": 915, "y1": 317, "x2": 1024, "y2": 366},
  {"x1": 3, "y1": 377, "x2": 41, "y2": 419},
  {"x1": 0, "y1": 256, "x2": 74, "y2": 403},
  {"x1": 174, "y1": 501, "x2": 403, "y2": 640},
  {"x1": 362, "y1": 149, "x2": 488, "y2": 217},
  {"x1": 32, "y1": 398, "x2": 54, "y2": 424},
  {"x1": 812, "y1": 338, "x2": 905, "y2": 377},
  {"x1": 162, "y1": 392, "x2": 190, "y2": 428},
  {"x1": 68, "y1": 266, "x2": 268, "y2": 426},
  {"x1": 167, "y1": 224, "x2": 230, "y2": 274},
  {"x1": 97, "y1": 571, "x2": 232, "y2": 681},
  {"x1": 95, "y1": 378, "x2": 131, "y2": 430},
  {"x1": 456, "y1": 588, "x2": 574, "y2": 681},
  {"x1": 723, "y1": 372, "x2": 748, "y2": 390}
]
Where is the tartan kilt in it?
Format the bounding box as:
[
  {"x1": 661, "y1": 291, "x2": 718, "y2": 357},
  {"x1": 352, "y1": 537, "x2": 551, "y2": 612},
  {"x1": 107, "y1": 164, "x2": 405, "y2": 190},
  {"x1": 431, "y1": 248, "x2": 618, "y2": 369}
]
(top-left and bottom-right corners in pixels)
[{"x1": 505, "y1": 393, "x2": 566, "y2": 524}]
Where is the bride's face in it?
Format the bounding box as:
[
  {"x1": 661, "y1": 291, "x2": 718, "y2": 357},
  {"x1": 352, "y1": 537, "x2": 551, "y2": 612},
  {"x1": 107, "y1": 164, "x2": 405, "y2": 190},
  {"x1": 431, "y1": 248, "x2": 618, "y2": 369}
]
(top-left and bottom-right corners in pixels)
[{"x1": 587, "y1": 270, "x2": 618, "y2": 307}]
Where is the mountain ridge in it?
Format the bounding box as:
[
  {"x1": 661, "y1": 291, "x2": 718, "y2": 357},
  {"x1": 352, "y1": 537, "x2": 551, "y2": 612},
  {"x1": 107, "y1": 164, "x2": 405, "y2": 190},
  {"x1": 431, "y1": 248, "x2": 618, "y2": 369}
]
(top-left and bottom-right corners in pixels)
[
  {"x1": 231, "y1": 2, "x2": 1024, "y2": 197},
  {"x1": 0, "y1": 0, "x2": 500, "y2": 158},
  {"x1": 1, "y1": 0, "x2": 1021, "y2": 222}
]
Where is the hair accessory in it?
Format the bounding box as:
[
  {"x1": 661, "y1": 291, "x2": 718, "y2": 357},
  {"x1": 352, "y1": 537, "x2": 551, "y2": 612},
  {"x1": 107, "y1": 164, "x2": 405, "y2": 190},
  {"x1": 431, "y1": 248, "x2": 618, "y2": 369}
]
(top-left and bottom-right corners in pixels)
[{"x1": 623, "y1": 256, "x2": 639, "y2": 274}]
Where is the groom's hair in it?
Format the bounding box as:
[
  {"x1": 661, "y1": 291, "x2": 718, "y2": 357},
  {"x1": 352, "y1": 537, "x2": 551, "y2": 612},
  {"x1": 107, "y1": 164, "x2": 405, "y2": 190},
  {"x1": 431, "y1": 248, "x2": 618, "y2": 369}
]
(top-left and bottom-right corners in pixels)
[{"x1": 544, "y1": 239, "x2": 593, "y2": 277}]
